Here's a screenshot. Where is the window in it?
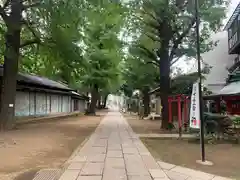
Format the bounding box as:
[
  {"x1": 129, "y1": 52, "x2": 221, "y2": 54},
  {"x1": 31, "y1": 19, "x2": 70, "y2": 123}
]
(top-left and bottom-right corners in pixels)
[
  {"x1": 234, "y1": 56, "x2": 239, "y2": 64},
  {"x1": 229, "y1": 32, "x2": 238, "y2": 49}
]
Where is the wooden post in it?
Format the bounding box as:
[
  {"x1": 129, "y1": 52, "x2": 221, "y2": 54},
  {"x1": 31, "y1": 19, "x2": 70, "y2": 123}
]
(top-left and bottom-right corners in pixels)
[
  {"x1": 178, "y1": 95, "x2": 182, "y2": 138},
  {"x1": 184, "y1": 96, "x2": 188, "y2": 132},
  {"x1": 216, "y1": 98, "x2": 221, "y2": 113},
  {"x1": 168, "y1": 97, "x2": 172, "y2": 123}
]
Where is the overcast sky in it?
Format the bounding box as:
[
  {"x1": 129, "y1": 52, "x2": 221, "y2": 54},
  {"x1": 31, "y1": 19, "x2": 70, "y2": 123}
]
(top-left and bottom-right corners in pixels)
[{"x1": 227, "y1": 0, "x2": 239, "y2": 19}]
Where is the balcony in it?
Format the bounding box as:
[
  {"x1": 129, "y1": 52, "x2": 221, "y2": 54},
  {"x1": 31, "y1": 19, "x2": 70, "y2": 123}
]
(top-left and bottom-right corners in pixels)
[
  {"x1": 228, "y1": 28, "x2": 240, "y2": 54},
  {"x1": 227, "y1": 55, "x2": 240, "y2": 73},
  {"x1": 225, "y1": 3, "x2": 240, "y2": 54}
]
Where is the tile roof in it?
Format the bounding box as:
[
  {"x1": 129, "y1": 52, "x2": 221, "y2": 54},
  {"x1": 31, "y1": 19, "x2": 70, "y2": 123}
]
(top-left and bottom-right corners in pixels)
[{"x1": 0, "y1": 65, "x2": 71, "y2": 91}]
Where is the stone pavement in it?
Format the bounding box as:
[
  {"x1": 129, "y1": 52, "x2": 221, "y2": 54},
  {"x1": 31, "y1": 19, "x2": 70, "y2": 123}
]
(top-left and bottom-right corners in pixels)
[{"x1": 58, "y1": 112, "x2": 233, "y2": 180}]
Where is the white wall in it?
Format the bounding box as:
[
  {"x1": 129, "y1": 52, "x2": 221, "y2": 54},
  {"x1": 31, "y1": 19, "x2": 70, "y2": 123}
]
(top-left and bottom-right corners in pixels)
[
  {"x1": 15, "y1": 91, "x2": 85, "y2": 117},
  {"x1": 202, "y1": 32, "x2": 237, "y2": 93},
  {"x1": 15, "y1": 91, "x2": 30, "y2": 116}
]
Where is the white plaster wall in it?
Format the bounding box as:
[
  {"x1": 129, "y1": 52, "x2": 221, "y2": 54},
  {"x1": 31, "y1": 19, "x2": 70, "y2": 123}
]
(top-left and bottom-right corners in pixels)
[
  {"x1": 156, "y1": 97, "x2": 161, "y2": 115},
  {"x1": 15, "y1": 91, "x2": 79, "y2": 117},
  {"x1": 46, "y1": 94, "x2": 51, "y2": 114},
  {"x1": 62, "y1": 96, "x2": 70, "y2": 113},
  {"x1": 51, "y1": 94, "x2": 59, "y2": 113},
  {"x1": 58, "y1": 96, "x2": 61, "y2": 112},
  {"x1": 36, "y1": 92, "x2": 47, "y2": 116},
  {"x1": 29, "y1": 92, "x2": 35, "y2": 116},
  {"x1": 79, "y1": 100, "x2": 86, "y2": 112},
  {"x1": 15, "y1": 91, "x2": 30, "y2": 116}
]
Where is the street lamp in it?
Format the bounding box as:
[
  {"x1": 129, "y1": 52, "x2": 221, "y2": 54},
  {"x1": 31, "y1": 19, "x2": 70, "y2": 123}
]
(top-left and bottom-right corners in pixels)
[
  {"x1": 194, "y1": 0, "x2": 213, "y2": 165},
  {"x1": 194, "y1": 0, "x2": 205, "y2": 163}
]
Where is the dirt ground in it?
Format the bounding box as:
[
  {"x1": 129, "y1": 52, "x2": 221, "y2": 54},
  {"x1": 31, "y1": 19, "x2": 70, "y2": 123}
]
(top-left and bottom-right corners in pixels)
[
  {"x1": 124, "y1": 114, "x2": 163, "y2": 134},
  {"x1": 124, "y1": 113, "x2": 184, "y2": 134},
  {"x1": 0, "y1": 111, "x2": 106, "y2": 180},
  {"x1": 141, "y1": 138, "x2": 240, "y2": 179}
]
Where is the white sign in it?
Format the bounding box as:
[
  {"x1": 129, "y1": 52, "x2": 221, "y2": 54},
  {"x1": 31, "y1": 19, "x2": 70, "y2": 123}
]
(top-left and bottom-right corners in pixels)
[{"x1": 189, "y1": 82, "x2": 200, "y2": 129}]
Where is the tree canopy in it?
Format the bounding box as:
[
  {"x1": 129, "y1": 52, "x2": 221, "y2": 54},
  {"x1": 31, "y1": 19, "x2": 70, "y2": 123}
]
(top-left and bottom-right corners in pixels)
[
  {"x1": 0, "y1": 0, "x2": 129, "y2": 129},
  {"x1": 0, "y1": 0, "x2": 229, "y2": 129},
  {"x1": 123, "y1": 0, "x2": 228, "y2": 128}
]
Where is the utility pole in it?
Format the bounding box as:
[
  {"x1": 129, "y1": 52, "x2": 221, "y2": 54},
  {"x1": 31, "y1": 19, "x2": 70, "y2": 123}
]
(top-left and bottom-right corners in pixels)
[
  {"x1": 194, "y1": 0, "x2": 206, "y2": 162},
  {"x1": 195, "y1": 0, "x2": 213, "y2": 166}
]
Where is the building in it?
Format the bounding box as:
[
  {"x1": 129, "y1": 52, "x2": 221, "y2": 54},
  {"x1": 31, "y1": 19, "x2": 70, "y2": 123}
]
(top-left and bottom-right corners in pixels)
[
  {"x1": 0, "y1": 65, "x2": 88, "y2": 118},
  {"x1": 202, "y1": 32, "x2": 238, "y2": 93},
  {"x1": 225, "y1": 2, "x2": 240, "y2": 56},
  {"x1": 202, "y1": 1, "x2": 240, "y2": 93},
  {"x1": 203, "y1": 2, "x2": 240, "y2": 115},
  {"x1": 219, "y1": 2, "x2": 240, "y2": 94},
  {"x1": 149, "y1": 87, "x2": 162, "y2": 115}
]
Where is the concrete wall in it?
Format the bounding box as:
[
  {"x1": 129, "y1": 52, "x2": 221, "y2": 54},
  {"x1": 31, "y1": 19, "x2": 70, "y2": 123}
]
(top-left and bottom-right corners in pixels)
[
  {"x1": 15, "y1": 91, "x2": 85, "y2": 117},
  {"x1": 202, "y1": 32, "x2": 238, "y2": 93}
]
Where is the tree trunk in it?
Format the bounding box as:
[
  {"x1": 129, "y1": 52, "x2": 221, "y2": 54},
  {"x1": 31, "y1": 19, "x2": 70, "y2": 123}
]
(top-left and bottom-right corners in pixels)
[
  {"x1": 0, "y1": 1, "x2": 22, "y2": 130},
  {"x1": 159, "y1": 48, "x2": 170, "y2": 129},
  {"x1": 103, "y1": 94, "x2": 108, "y2": 108},
  {"x1": 87, "y1": 84, "x2": 98, "y2": 115},
  {"x1": 143, "y1": 86, "x2": 150, "y2": 117},
  {"x1": 0, "y1": 78, "x2": 2, "y2": 109},
  {"x1": 97, "y1": 95, "x2": 101, "y2": 109}
]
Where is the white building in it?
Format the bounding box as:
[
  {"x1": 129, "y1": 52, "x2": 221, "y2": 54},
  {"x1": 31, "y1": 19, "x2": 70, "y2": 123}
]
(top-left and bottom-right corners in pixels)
[{"x1": 202, "y1": 32, "x2": 238, "y2": 93}]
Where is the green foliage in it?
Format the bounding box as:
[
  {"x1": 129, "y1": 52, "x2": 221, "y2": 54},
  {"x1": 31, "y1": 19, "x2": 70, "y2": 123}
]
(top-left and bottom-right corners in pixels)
[
  {"x1": 131, "y1": 0, "x2": 229, "y2": 64},
  {"x1": 171, "y1": 72, "x2": 199, "y2": 95},
  {"x1": 232, "y1": 116, "x2": 240, "y2": 126},
  {"x1": 78, "y1": 2, "x2": 127, "y2": 93},
  {"x1": 124, "y1": 0, "x2": 228, "y2": 127},
  {"x1": 121, "y1": 31, "x2": 159, "y2": 97},
  {"x1": 19, "y1": 0, "x2": 85, "y2": 86},
  {"x1": 18, "y1": 0, "x2": 128, "y2": 95}
]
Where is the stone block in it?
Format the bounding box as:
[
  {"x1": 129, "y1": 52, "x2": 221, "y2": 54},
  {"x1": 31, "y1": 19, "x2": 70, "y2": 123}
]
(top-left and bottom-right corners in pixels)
[
  {"x1": 157, "y1": 161, "x2": 176, "y2": 170},
  {"x1": 107, "y1": 150, "x2": 123, "y2": 158},
  {"x1": 80, "y1": 163, "x2": 104, "y2": 176},
  {"x1": 67, "y1": 162, "x2": 83, "y2": 170},
  {"x1": 58, "y1": 170, "x2": 79, "y2": 180},
  {"x1": 149, "y1": 169, "x2": 168, "y2": 178}
]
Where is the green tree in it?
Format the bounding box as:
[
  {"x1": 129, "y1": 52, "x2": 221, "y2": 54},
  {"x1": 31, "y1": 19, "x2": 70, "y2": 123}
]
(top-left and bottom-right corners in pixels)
[
  {"x1": 80, "y1": 2, "x2": 126, "y2": 115},
  {"x1": 0, "y1": 0, "x2": 86, "y2": 129},
  {"x1": 0, "y1": 0, "x2": 42, "y2": 129},
  {"x1": 130, "y1": 0, "x2": 228, "y2": 128},
  {"x1": 122, "y1": 33, "x2": 159, "y2": 116}
]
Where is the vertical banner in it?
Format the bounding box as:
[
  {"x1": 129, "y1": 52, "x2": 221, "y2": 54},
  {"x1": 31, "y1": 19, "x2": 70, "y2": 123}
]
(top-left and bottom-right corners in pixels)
[{"x1": 189, "y1": 82, "x2": 200, "y2": 129}]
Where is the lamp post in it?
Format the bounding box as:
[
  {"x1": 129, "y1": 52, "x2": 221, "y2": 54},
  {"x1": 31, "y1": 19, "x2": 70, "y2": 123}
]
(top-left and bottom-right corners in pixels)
[
  {"x1": 194, "y1": 0, "x2": 213, "y2": 166},
  {"x1": 194, "y1": 0, "x2": 205, "y2": 162}
]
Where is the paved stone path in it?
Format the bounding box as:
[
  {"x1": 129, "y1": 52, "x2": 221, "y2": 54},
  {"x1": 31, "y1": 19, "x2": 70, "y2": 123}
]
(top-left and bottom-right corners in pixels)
[{"x1": 58, "y1": 112, "x2": 233, "y2": 180}]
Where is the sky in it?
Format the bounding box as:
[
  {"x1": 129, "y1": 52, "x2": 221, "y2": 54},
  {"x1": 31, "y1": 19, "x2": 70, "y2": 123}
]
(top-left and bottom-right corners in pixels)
[
  {"x1": 226, "y1": 0, "x2": 239, "y2": 21},
  {"x1": 174, "y1": 0, "x2": 240, "y2": 74}
]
